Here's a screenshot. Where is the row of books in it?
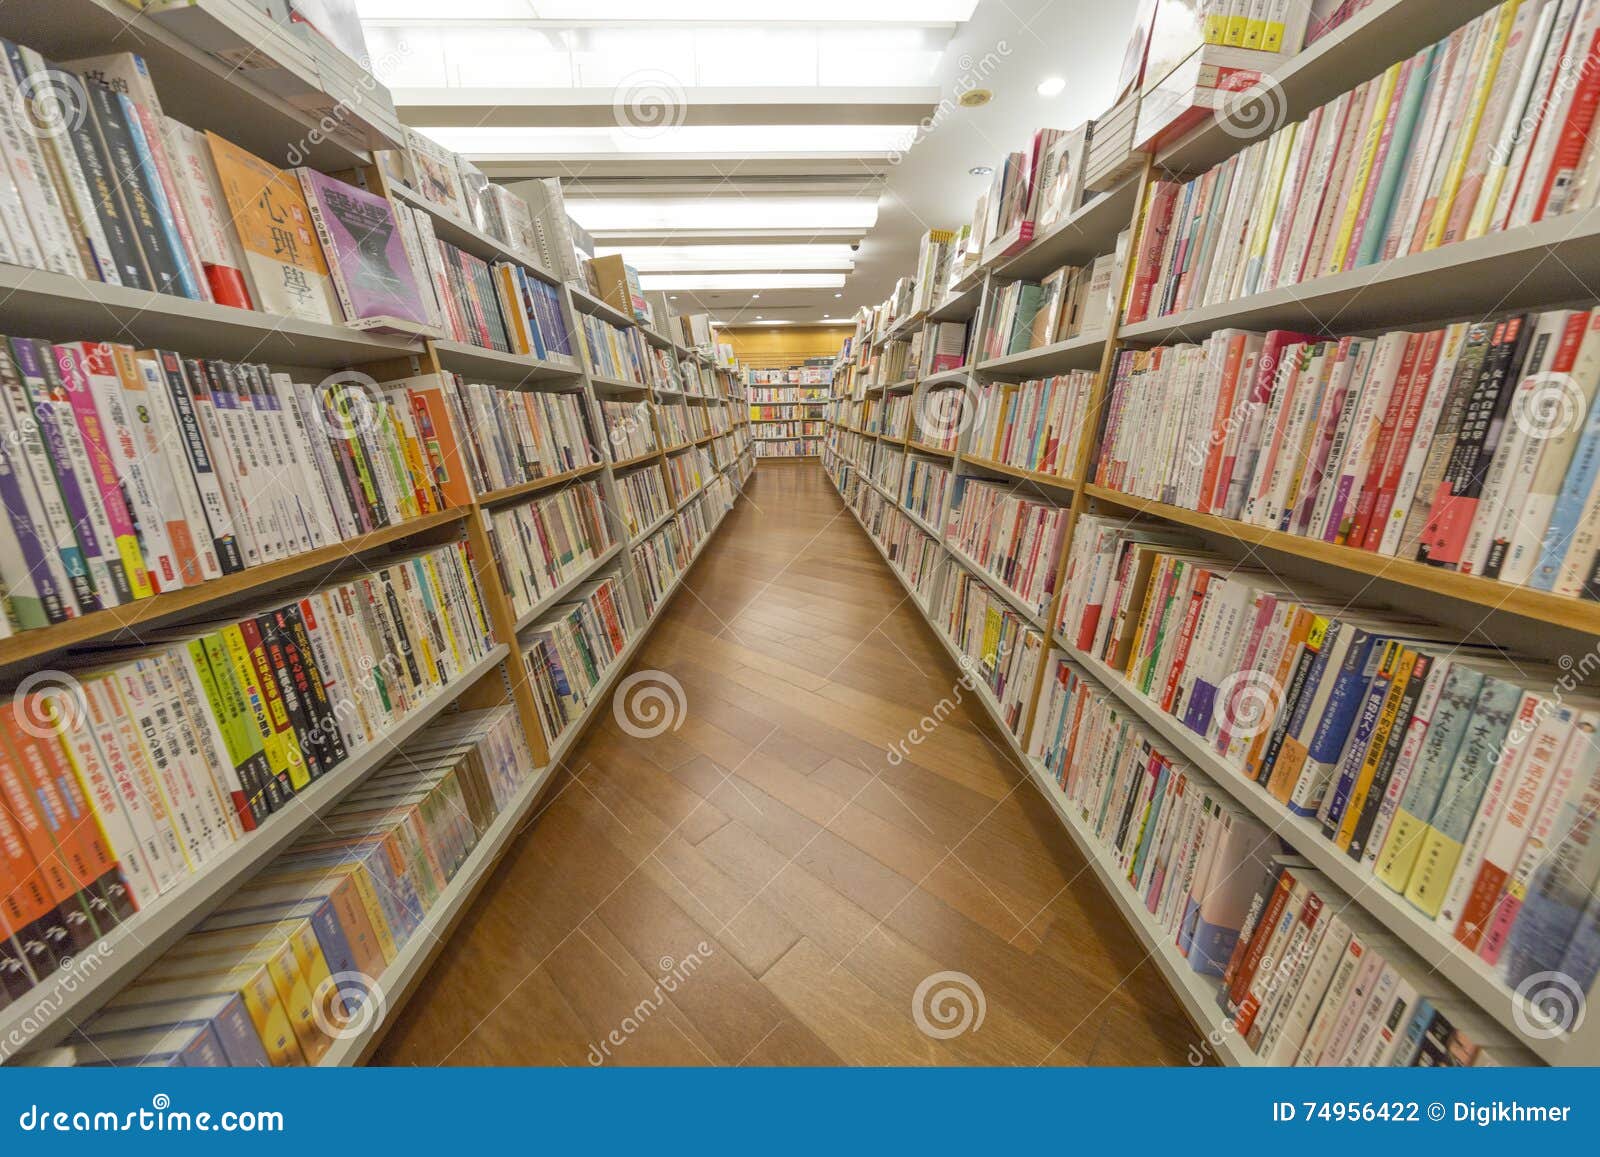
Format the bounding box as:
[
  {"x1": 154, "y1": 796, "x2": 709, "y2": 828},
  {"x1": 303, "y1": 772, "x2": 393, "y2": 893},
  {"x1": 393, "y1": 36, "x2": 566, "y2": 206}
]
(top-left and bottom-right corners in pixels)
[
  {"x1": 656, "y1": 403, "x2": 693, "y2": 446},
  {"x1": 936, "y1": 570, "x2": 1045, "y2": 739},
  {"x1": 857, "y1": 484, "x2": 949, "y2": 610},
  {"x1": 53, "y1": 707, "x2": 534, "y2": 1065},
  {"x1": 1056, "y1": 519, "x2": 1600, "y2": 1009},
  {"x1": 579, "y1": 313, "x2": 672, "y2": 388},
  {"x1": 753, "y1": 422, "x2": 827, "y2": 439},
  {"x1": 1095, "y1": 308, "x2": 1600, "y2": 595},
  {"x1": 903, "y1": 457, "x2": 951, "y2": 530},
  {"x1": 911, "y1": 395, "x2": 962, "y2": 452},
  {"x1": 946, "y1": 479, "x2": 1069, "y2": 619},
  {"x1": 632, "y1": 521, "x2": 689, "y2": 618},
  {"x1": 600, "y1": 400, "x2": 658, "y2": 462},
  {"x1": 615, "y1": 464, "x2": 674, "y2": 541},
  {"x1": 664, "y1": 447, "x2": 711, "y2": 505},
  {"x1": 976, "y1": 255, "x2": 1117, "y2": 361},
  {"x1": 921, "y1": 322, "x2": 971, "y2": 377},
  {"x1": 883, "y1": 395, "x2": 912, "y2": 440},
  {"x1": 746, "y1": 387, "x2": 830, "y2": 404},
  {"x1": 0, "y1": 336, "x2": 454, "y2": 635},
  {"x1": 967, "y1": 374, "x2": 1095, "y2": 478},
  {"x1": 521, "y1": 573, "x2": 640, "y2": 748},
  {"x1": 432, "y1": 373, "x2": 595, "y2": 499},
  {"x1": 747, "y1": 367, "x2": 831, "y2": 386},
  {"x1": 755, "y1": 440, "x2": 822, "y2": 458},
  {"x1": 1031, "y1": 663, "x2": 1530, "y2": 1064},
  {"x1": 869, "y1": 443, "x2": 906, "y2": 497},
  {"x1": 680, "y1": 492, "x2": 714, "y2": 556},
  {"x1": 484, "y1": 480, "x2": 618, "y2": 623},
  {"x1": 1126, "y1": 0, "x2": 1600, "y2": 326},
  {"x1": 749, "y1": 405, "x2": 823, "y2": 421},
  {"x1": 401, "y1": 206, "x2": 574, "y2": 361},
  {"x1": 0, "y1": 541, "x2": 495, "y2": 1008}
]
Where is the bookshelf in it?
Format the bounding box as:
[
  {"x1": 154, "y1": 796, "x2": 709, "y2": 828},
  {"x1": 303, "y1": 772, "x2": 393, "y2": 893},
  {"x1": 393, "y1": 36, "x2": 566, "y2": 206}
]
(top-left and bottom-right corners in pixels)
[
  {"x1": 825, "y1": 0, "x2": 1600, "y2": 1067},
  {"x1": 748, "y1": 361, "x2": 832, "y2": 460},
  {"x1": 0, "y1": 0, "x2": 756, "y2": 1067}
]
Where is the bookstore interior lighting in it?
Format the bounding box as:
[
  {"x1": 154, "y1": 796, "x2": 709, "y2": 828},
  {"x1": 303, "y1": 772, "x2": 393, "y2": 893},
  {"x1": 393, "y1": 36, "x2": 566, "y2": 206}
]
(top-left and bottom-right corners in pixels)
[{"x1": 9, "y1": 0, "x2": 1600, "y2": 1087}]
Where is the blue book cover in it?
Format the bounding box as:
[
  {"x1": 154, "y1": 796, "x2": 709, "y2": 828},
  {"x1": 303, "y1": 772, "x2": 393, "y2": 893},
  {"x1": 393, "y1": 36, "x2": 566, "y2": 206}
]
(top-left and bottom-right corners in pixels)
[
  {"x1": 117, "y1": 93, "x2": 204, "y2": 300},
  {"x1": 1391, "y1": 998, "x2": 1435, "y2": 1066},
  {"x1": 1320, "y1": 643, "x2": 1395, "y2": 836},
  {"x1": 1355, "y1": 47, "x2": 1435, "y2": 268},
  {"x1": 1129, "y1": 759, "x2": 1171, "y2": 886},
  {"x1": 1530, "y1": 374, "x2": 1600, "y2": 589}
]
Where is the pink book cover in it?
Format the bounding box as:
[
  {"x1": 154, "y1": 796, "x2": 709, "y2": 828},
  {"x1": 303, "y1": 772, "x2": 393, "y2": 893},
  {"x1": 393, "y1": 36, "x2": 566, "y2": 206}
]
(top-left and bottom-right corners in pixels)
[{"x1": 56, "y1": 342, "x2": 150, "y2": 597}]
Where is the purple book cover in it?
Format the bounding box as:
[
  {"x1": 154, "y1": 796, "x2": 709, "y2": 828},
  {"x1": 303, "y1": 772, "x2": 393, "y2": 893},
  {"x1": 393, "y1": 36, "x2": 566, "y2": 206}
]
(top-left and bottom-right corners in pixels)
[{"x1": 298, "y1": 169, "x2": 431, "y2": 325}]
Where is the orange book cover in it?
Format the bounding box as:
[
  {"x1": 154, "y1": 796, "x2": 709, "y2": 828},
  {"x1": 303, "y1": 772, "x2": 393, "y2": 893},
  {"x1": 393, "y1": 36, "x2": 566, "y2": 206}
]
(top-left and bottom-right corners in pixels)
[
  {"x1": 395, "y1": 374, "x2": 475, "y2": 509},
  {"x1": 204, "y1": 132, "x2": 341, "y2": 324}
]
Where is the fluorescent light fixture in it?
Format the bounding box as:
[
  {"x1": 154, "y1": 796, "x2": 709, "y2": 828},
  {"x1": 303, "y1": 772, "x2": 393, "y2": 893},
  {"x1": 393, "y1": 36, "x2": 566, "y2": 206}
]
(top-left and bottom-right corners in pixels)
[
  {"x1": 834, "y1": 292, "x2": 844, "y2": 298},
  {"x1": 969, "y1": 165, "x2": 993, "y2": 176},
  {"x1": 417, "y1": 124, "x2": 916, "y2": 156},
  {"x1": 358, "y1": 1, "x2": 980, "y2": 19},
  {"x1": 1037, "y1": 76, "x2": 1066, "y2": 96},
  {"x1": 568, "y1": 196, "x2": 879, "y2": 233},
  {"x1": 638, "y1": 273, "x2": 847, "y2": 290},
  {"x1": 592, "y1": 243, "x2": 856, "y2": 273}
]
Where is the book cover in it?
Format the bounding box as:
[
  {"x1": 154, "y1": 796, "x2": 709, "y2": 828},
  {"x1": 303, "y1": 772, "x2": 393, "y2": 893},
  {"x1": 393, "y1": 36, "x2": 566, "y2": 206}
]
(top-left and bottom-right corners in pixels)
[{"x1": 297, "y1": 168, "x2": 433, "y2": 330}]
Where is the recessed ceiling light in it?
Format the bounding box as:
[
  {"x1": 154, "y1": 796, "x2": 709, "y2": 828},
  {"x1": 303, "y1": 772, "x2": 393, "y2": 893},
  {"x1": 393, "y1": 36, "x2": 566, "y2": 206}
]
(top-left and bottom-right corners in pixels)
[
  {"x1": 822, "y1": 314, "x2": 830, "y2": 319},
  {"x1": 669, "y1": 294, "x2": 678, "y2": 300},
  {"x1": 834, "y1": 292, "x2": 843, "y2": 298},
  {"x1": 756, "y1": 315, "x2": 763, "y2": 319},
  {"x1": 958, "y1": 89, "x2": 992, "y2": 107},
  {"x1": 970, "y1": 165, "x2": 993, "y2": 176},
  {"x1": 752, "y1": 293, "x2": 760, "y2": 299},
  {"x1": 1037, "y1": 76, "x2": 1066, "y2": 97}
]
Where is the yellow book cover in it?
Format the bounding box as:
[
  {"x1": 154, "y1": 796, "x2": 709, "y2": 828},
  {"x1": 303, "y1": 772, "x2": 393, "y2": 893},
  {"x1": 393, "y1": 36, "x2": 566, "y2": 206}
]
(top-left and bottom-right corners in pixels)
[
  {"x1": 420, "y1": 555, "x2": 466, "y2": 675},
  {"x1": 1204, "y1": 4, "x2": 1228, "y2": 44},
  {"x1": 1423, "y1": 1, "x2": 1518, "y2": 251},
  {"x1": 454, "y1": 540, "x2": 493, "y2": 640},
  {"x1": 1122, "y1": 551, "x2": 1170, "y2": 678},
  {"x1": 1327, "y1": 63, "x2": 1401, "y2": 274},
  {"x1": 982, "y1": 605, "x2": 1003, "y2": 667},
  {"x1": 1335, "y1": 645, "x2": 1416, "y2": 850},
  {"x1": 271, "y1": 863, "x2": 399, "y2": 965},
  {"x1": 123, "y1": 958, "x2": 305, "y2": 1067},
  {"x1": 220, "y1": 623, "x2": 304, "y2": 794},
  {"x1": 1375, "y1": 809, "x2": 1429, "y2": 890},
  {"x1": 1225, "y1": 4, "x2": 1249, "y2": 46},
  {"x1": 1248, "y1": 123, "x2": 1300, "y2": 271},
  {"x1": 1403, "y1": 827, "x2": 1465, "y2": 917},
  {"x1": 1262, "y1": 7, "x2": 1290, "y2": 53}
]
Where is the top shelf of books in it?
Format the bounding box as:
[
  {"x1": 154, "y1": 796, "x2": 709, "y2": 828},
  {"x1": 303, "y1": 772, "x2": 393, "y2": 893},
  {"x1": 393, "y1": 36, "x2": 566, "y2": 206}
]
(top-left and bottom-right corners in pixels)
[{"x1": 0, "y1": 0, "x2": 403, "y2": 172}]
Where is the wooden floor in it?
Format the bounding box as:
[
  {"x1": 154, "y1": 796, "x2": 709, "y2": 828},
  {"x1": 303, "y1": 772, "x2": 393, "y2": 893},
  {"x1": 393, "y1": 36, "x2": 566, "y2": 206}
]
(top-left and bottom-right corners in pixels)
[{"x1": 374, "y1": 461, "x2": 1201, "y2": 1066}]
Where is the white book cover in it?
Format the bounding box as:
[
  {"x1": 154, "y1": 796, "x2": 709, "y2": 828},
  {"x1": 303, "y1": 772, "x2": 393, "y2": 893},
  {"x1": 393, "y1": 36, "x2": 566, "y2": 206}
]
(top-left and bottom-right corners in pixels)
[
  {"x1": 138, "y1": 354, "x2": 223, "y2": 582},
  {"x1": 1376, "y1": 324, "x2": 1468, "y2": 555},
  {"x1": 0, "y1": 58, "x2": 79, "y2": 276},
  {"x1": 1489, "y1": 0, "x2": 1582, "y2": 232}
]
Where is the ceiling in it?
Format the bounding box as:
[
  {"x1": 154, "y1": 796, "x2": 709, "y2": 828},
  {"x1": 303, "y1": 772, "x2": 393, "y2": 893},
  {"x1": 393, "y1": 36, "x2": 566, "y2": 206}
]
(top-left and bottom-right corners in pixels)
[{"x1": 355, "y1": 0, "x2": 1136, "y2": 330}]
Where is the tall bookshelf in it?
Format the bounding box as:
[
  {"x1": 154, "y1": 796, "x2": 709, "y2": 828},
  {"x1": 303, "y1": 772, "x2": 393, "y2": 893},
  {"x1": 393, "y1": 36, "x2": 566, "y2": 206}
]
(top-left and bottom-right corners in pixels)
[
  {"x1": 825, "y1": 0, "x2": 1600, "y2": 1067},
  {"x1": 0, "y1": 0, "x2": 752, "y2": 1065},
  {"x1": 748, "y1": 361, "x2": 832, "y2": 460}
]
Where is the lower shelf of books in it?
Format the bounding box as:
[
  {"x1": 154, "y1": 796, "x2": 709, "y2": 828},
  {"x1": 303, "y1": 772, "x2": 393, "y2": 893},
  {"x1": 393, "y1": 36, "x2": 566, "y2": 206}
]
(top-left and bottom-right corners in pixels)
[
  {"x1": 1059, "y1": 643, "x2": 1572, "y2": 1065},
  {"x1": 0, "y1": 644, "x2": 511, "y2": 1055},
  {"x1": 512, "y1": 543, "x2": 627, "y2": 633},
  {"x1": 318, "y1": 753, "x2": 559, "y2": 1066}
]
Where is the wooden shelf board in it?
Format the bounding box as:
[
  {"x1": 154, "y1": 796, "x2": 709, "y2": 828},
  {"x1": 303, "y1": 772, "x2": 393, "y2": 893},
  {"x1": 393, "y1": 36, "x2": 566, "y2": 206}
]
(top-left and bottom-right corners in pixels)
[
  {"x1": 512, "y1": 542, "x2": 627, "y2": 633},
  {"x1": 0, "y1": 264, "x2": 423, "y2": 369},
  {"x1": 907, "y1": 440, "x2": 957, "y2": 460},
  {"x1": 1084, "y1": 484, "x2": 1600, "y2": 634},
  {"x1": 475, "y1": 463, "x2": 605, "y2": 507},
  {"x1": 960, "y1": 455, "x2": 1078, "y2": 493},
  {"x1": 0, "y1": 508, "x2": 467, "y2": 674},
  {"x1": 610, "y1": 449, "x2": 663, "y2": 471}
]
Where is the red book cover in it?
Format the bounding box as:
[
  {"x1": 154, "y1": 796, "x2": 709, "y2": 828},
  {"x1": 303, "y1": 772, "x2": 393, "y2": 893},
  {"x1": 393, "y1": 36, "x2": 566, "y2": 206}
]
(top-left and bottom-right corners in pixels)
[
  {"x1": 1535, "y1": 27, "x2": 1600, "y2": 220},
  {"x1": 1126, "y1": 181, "x2": 1179, "y2": 325},
  {"x1": 1160, "y1": 568, "x2": 1211, "y2": 714},
  {"x1": 1359, "y1": 328, "x2": 1445, "y2": 551},
  {"x1": 1199, "y1": 332, "x2": 1249, "y2": 513},
  {"x1": 1344, "y1": 332, "x2": 1424, "y2": 548},
  {"x1": 1228, "y1": 867, "x2": 1295, "y2": 1011}
]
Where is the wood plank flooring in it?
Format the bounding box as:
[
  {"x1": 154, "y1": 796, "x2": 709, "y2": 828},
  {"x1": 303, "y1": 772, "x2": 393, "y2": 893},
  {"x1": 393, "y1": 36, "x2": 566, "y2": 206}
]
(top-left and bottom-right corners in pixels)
[{"x1": 373, "y1": 461, "x2": 1203, "y2": 1066}]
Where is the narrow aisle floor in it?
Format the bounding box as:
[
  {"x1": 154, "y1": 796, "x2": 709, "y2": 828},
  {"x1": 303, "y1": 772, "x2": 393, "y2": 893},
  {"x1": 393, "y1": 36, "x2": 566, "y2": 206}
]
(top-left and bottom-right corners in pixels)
[{"x1": 375, "y1": 463, "x2": 1200, "y2": 1066}]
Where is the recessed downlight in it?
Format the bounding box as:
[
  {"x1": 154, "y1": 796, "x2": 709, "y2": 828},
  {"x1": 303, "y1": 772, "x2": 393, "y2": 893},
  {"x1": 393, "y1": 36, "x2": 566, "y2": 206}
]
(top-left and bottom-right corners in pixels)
[
  {"x1": 1037, "y1": 76, "x2": 1066, "y2": 96},
  {"x1": 970, "y1": 165, "x2": 993, "y2": 176}
]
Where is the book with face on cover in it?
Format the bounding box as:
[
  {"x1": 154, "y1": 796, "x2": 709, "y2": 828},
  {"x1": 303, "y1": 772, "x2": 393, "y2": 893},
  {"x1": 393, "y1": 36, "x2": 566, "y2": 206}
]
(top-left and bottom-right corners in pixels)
[
  {"x1": 295, "y1": 168, "x2": 436, "y2": 334},
  {"x1": 205, "y1": 133, "x2": 340, "y2": 325}
]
